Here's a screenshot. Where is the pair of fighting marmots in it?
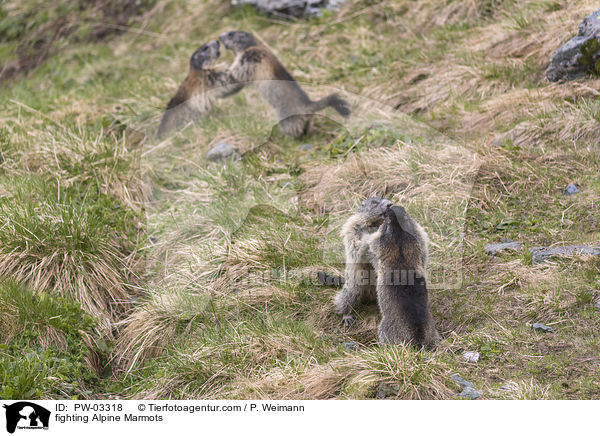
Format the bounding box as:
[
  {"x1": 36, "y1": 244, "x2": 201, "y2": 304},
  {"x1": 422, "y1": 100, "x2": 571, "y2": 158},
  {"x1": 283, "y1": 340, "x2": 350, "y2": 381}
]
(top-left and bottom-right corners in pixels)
[
  {"x1": 335, "y1": 197, "x2": 440, "y2": 349},
  {"x1": 157, "y1": 31, "x2": 350, "y2": 138},
  {"x1": 158, "y1": 32, "x2": 439, "y2": 349}
]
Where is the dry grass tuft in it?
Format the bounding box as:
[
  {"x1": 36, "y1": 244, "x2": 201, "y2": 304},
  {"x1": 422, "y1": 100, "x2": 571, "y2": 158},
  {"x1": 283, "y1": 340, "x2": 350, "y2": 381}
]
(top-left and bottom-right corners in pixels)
[
  {"x1": 112, "y1": 290, "x2": 210, "y2": 374},
  {"x1": 490, "y1": 379, "x2": 551, "y2": 399},
  {"x1": 0, "y1": 197, "x2": 134, "y2": 329},
  {"x1": 342, "y1": 345, "x2": 455, "y2": 399},
  {"x1": 235, "y1": 364, "x2": 344, "y2": 400}
]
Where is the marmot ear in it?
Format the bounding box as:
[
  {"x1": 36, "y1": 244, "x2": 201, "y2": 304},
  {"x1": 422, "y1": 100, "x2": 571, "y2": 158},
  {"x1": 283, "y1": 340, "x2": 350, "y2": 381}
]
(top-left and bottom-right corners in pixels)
[
  {"x1": 384, "y1": 206, "x2": 397, "y2": 221},
  {"x1": 381, "y1": 210, "x2": 393, "y2": 233}
]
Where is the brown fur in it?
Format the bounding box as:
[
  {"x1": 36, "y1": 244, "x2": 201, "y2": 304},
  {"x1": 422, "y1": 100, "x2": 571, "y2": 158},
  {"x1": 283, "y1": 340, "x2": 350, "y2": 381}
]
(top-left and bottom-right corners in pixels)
[
  {"x1": 219, "y1": 31, "x2": 350, "y2": 138},
  {"x1": 334, "y1": 198, "x2": 439, "y2": 348},
  {"x1": 157, "y1": 40, "x2": 242, "y2": 138}
]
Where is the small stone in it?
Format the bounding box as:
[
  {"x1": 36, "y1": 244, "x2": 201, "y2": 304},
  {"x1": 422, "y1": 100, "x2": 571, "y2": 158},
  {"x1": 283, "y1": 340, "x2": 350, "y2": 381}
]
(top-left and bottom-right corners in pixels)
[
  {"x1": 457, "y1": 386, "x2": 481, "y2": 400},
  {"x1": 325, "y1": 0, "x2": 346, "y2": 10},
  {"x1": 451, "y1": 374, "x2": 480, "y2": 399},
  {"x1": 530, "y1": 245, "x2": 600, "y2": 265},
  {"x1": 206, "y1": 142, "x2": 239, "y2": 162},
  {"x1": 492, "y1": 136, "x2": 505, "y2": 147},
  {"x1": 532, "y1": 322, "x2": 554, "y2": 333},
  {"x1": 595, "y1": 299, "x2": 600, "y2": 311},
  {"x1": 343, "y1": 341, "x2": 358, "y2": 351},
  {"x1": 485, "y1": 241, "x2": 522, "y2": 256},
  {"x1": 451, "y1": 374, "x2": 474, "y2": 389},
  {"x1": 564, "y1": 183, "x2": 578, "y2": 195},
  {"x1": 316, "y1": 271, "x2": 343, "y2": 286},
  {"x1": 463, "y1": 351, "x2": 480, "y2": 363},
  {"x1": 297, "y1": 143, "x2": 313, "y2": 151}
]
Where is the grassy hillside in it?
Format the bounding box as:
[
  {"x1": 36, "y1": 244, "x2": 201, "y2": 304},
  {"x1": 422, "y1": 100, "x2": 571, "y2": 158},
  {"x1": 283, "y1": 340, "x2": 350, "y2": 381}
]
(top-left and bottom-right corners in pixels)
[{"x1": 0, "y1": 0, "x2": 599, "y2": 399}]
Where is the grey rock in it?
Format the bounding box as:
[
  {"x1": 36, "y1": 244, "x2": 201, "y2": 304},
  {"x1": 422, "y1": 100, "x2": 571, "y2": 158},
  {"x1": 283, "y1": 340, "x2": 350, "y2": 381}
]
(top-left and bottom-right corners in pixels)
[
  {"x1": 206, "y1": 142, "x2": 239, "y2": 162},
  {"x1": 297, "y1": 143, "x2": 313, "y2": 151},
  {"x1": 451, "y1": 374, "x2": 480, "y2": 399},
  {"x1": 532, "y1": 322, "x2": 554, "y2": 333},
  {"x1": 546, "y1": 9, "x2": 600, "y2": 82},
  {"x1": 529, "y1": 245, "x2": 600, "y2": 265},
  {"x1": 463, "y1": 351, "x2": 480, "y2": 363},
  {"x1": 451, "y1": 374, "x2": 474, "y2": 389},
  {"x1": 457, "y1": 386, "x2": 481, "y2": 400},
  {"x1": 564, "y1": 183, "x2": 578, "y2": 195},
  {"x1": 232, "y1": 0, "x2": 345, "y2": 18},
  {"x1": 594, "y1": 299, "x2": 600, "y2": 311},
  {"x1": 485, "y1": 241, "x2": 522, "y2": 256},
  {"x1": 343, "y1": 341, "x2": 358, "y2": 351},
  {"x1": 492, "y1": 135, "x2": 507, "y2": 147}
]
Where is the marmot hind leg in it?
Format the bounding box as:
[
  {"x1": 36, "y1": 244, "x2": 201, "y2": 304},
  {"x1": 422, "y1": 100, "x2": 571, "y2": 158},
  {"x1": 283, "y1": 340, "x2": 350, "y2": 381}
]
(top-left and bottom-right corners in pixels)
[{"x1": 333, "y1": 261, "x2": 377, "y2": 327}]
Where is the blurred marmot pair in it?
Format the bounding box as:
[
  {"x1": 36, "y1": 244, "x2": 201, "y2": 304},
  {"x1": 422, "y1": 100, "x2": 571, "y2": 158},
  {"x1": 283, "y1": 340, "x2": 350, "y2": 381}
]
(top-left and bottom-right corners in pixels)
[{"x1": 157, "y1": 31, "x2": 350, "y2": 138}]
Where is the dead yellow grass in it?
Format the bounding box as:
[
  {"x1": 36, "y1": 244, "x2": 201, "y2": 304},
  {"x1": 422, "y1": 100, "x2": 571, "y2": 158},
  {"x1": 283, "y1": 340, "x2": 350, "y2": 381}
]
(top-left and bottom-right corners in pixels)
[
  {"x1": 234, "y1": 364, "x2": 344, "y2": 399},
  {"x1": 342, "y1": 345, "x2": 455, "y2": 399},
  {"x1": 0, "y1": 248, "x2": 131, "y2": 331},
  {"x1": 113, "y1": 290, "x2": 201, "y2": 374}
]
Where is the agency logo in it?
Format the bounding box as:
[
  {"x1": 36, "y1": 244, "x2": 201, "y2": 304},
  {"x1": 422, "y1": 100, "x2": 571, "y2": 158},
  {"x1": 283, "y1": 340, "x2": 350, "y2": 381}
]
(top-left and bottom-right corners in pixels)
[{"x1": 2, "y1": 402, "x2": 50, "y2": 434}]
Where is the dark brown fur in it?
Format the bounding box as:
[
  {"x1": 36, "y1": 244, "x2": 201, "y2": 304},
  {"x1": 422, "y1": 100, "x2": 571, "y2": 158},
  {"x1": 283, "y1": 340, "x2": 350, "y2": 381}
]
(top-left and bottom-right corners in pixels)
[
  {"x1": 368, "y1": 206, "x2": 440, "y2": 348},
  {"x1": 157, "y1": 40, "x2": 242, "y2": 138}
]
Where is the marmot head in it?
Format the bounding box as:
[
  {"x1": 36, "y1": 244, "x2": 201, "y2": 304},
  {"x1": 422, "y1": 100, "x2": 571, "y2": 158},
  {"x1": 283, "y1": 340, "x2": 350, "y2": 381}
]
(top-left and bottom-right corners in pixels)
[
  {"x1": 190, "y1": 40, "x2": 221, "y2": 70},
  {"x1": 359, "y1": 196, "x2": 392, "y2": 227},
  {"x1": 219, "y1": 30, "x2": 259, "y2": 53}
]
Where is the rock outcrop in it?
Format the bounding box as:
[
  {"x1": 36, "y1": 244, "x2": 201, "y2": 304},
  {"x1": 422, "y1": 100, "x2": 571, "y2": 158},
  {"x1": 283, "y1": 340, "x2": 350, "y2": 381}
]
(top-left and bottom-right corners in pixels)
[
  {"x1": 546, "y1": 9, "x2": 600, "y2": 82},
  {"x1": 231, "y1": 0, "x2": 345, "y2": 18}
]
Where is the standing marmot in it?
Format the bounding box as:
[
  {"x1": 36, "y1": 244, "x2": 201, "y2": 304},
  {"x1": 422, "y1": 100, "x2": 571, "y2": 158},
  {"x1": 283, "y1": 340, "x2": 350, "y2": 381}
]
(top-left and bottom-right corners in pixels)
[
  {"x1": 334, "y1": 198, "x2": 439, "y2": 348},
  {"x1": 333, "y1": 197, "x2": 392, "y2": 327},
  {"x1": 219, "y1": 31, "x2": 350, "y2": 138},
  {"x1": 157, "y1": 40, "x2": 243, "y2": 138}
]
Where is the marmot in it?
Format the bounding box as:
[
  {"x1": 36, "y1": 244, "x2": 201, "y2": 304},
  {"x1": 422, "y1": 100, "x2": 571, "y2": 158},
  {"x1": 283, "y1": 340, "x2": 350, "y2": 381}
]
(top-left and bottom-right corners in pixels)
[
  {"x1": 334, "y1": 198, "x2": 439, "y2": 348},
  {"x1": 333, "y1": 197, "x2": 392, "y2": 327},
  {"x1": 157, "y1": 40, "x2": 243, "y2": 138},
  {"x1": 219, "y1": 30, "x2": 350, "y2": 138}
]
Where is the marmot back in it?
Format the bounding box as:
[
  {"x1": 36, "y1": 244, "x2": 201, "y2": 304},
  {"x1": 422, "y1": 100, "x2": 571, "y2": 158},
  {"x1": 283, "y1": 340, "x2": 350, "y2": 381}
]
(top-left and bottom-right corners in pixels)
[
  {"x1": 219, "y1": 30, "x2": 350, "y2": 138},
  {"x1": 368, "y1": 205, "x2": 439, "y2": 348}
]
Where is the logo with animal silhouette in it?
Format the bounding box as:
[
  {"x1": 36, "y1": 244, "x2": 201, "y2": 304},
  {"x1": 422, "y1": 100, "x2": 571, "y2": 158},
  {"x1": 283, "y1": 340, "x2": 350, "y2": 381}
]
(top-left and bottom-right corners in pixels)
[{"x1": 2, "y1": 402, "x2": 50, "y2": 434}]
